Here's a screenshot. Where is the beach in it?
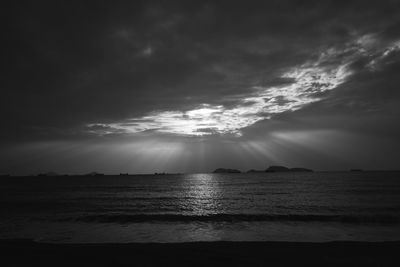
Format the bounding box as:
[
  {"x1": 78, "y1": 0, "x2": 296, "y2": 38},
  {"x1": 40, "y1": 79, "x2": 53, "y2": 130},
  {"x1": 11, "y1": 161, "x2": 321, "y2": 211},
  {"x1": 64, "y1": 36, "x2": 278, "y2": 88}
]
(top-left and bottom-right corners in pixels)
[{"x1": 1, "y1": 239, "x2": 400, "y2": 266}]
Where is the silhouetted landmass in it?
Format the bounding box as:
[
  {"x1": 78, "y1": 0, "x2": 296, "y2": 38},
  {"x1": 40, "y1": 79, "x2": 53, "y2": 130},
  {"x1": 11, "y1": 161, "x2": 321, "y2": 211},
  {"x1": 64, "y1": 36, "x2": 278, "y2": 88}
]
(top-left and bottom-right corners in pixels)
[
  {"x1": 0, "y1": 239, "x2": 399, "y2": 267},
  {"x1": 37, "y1": 172, "x2": 60, "y2": 177},
  {"x1": 247, "y1": 169, "x2": 265, "y2": 173},
  {"x1": 213, "y1": 168, "x2": 241, "y2": 173},
  {"x1": 265, "y1": 166, "x2": 291, "y2": 172},
  {"x1": 85, "y1": 172, "x2": 105, "y2": 176},
  {"x1": 350, "y1": 169, "x2": 363, "y2": 172},
  {"x1": 119, "y1": 173, "x2": 130, "y2": 176},
  {"x1": 290, "y1": 167, "x2": 313, "y2": 172},
  {"x1": 265, "y1": 166, "x2": 313, "y2": 172}
]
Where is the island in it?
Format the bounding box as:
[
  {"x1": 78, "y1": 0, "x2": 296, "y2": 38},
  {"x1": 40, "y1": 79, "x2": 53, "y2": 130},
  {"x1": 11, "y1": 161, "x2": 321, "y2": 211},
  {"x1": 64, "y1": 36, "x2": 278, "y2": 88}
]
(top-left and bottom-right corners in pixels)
[
  {"x1": 213, "y1": 168, "x2": 241, "y2": 173},
  {"x1": 214, "y1": 166, "x2": 313, "y2": 173},
  {"x1": 290, "y1": 167, "x2": 313, "y2": 172},
  {"x1": 265, "y1": 166, "x2": 291, "y2": 172},
  {"x1": 37, "y1": 172, "x2": 61, "y2": 177},
  {"x1": 85, "y1": 172, "x2": 105, "y2": 176},
  {"x1": 265, "y1": 166, "x2": 313, "y2": 172},
  {"x1": 247, "y1": 169, "x2": 265, "y2": 173}
]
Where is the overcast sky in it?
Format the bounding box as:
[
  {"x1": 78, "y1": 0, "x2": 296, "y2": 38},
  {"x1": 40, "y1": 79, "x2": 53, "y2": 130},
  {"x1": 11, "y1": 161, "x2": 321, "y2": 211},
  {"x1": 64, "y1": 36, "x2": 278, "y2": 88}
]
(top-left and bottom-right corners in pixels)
[{"x1": 2, "y1": 0, "x2": 400, "y2": 175}]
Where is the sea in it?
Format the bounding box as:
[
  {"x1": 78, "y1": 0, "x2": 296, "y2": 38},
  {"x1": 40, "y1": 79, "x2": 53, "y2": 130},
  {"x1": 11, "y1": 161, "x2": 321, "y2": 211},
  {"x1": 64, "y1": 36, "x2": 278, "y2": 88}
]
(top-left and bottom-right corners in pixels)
[{"x1": 1, "y1": 171, "x2": 400, "y2": 243}]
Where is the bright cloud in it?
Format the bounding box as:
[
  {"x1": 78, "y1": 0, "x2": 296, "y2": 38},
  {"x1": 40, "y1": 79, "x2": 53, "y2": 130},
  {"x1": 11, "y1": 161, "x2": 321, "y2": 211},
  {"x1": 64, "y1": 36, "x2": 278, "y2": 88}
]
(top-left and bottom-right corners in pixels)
[{"x1": 87, "y1": 36, "x2": 399, "y2": 136}]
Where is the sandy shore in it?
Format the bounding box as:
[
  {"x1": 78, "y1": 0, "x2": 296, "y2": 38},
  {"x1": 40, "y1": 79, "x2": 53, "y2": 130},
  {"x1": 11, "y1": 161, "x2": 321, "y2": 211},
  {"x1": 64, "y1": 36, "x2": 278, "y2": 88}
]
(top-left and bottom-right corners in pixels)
[{"x1": 1, "y1": 239, "x2": 399, "y2": 266}]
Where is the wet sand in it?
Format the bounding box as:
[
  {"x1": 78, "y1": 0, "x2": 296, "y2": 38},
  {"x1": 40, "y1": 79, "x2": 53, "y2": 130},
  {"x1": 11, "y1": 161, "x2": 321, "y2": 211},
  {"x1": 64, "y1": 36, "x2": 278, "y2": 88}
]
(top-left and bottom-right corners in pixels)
[{"x1": 1, "y1": 239, "x2": 399, "y2": 266}]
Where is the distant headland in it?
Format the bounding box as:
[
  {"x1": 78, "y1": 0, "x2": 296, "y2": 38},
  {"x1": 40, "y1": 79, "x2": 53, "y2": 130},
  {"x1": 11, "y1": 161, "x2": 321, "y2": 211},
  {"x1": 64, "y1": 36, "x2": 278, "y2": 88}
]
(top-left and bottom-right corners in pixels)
[
  {"x1": 213, "y1": 168, "x2": 241, "y2": 173},
  {"x1": 5, "y1": 168, "x2": 400, "y2": 177},
  {"x1": 266, "y1": 166, "x2": 313, "y2": 172},
  {"x1": 213, "y1": 165, "x2": 314, "y2": 173}
]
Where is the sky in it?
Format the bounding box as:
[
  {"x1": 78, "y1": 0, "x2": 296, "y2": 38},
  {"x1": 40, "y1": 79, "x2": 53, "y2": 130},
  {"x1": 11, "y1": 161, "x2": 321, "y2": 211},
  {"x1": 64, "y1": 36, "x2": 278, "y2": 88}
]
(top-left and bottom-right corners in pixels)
[{"x1": 2, "y1": 0, "x2": 400, "y2": 175}]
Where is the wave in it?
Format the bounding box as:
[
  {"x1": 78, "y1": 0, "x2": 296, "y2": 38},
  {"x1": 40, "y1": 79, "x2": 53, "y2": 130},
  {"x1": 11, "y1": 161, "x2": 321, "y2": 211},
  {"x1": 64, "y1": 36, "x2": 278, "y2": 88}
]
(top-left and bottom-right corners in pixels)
[{"x1": 62, "y1": 213, "x2": 400, "y2": 224}]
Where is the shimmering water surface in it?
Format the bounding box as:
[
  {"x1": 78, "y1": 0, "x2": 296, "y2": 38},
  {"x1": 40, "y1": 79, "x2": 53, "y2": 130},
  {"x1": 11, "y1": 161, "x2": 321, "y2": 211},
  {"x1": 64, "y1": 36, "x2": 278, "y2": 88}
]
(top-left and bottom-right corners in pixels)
[{"x1": 0, "y1": 172, "x2": 399, "y2": 243}]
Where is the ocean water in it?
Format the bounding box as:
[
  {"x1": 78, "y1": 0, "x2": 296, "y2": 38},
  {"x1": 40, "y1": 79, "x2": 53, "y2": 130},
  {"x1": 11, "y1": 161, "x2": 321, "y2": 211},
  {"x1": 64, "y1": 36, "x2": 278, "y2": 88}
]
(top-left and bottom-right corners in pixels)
[{"x1": 0, "y1": 172, "x2": 400, "y2": 243}]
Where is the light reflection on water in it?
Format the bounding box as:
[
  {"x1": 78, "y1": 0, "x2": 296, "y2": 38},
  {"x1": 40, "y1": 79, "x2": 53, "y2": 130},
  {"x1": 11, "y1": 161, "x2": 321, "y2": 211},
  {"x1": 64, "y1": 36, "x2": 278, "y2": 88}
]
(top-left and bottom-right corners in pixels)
[
  {"x1": 180, "y1": 174, "x2": 223, "y2": 215},
  {"x1": 1, "y1": 172, "x2": 400, "y2": 243}
]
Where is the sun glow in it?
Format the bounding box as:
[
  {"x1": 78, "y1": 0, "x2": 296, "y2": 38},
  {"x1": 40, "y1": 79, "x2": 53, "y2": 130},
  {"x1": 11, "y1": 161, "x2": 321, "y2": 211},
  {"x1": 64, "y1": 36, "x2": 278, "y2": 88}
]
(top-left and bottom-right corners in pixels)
[
  {"x1": 89, "y1": 61, "x2": 351, "y2": 136},
  {"x1": 87, "y1": 36, "x2": 399, "y2": 137}
]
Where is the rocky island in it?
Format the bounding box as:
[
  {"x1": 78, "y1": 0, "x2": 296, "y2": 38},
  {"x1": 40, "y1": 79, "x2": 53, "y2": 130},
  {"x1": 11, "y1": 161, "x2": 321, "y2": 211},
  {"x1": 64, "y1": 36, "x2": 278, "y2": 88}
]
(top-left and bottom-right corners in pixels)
[
  {"x1": 214, "y1": 166, "x2": 313, "y2": 173},
  {"x1": 213, "y1": 168, "x2": 241, "y2": 173},
  {"x1": 265, "y1": 166, "x2": 313, "y2": 172},
  {"x1": 247, "y1": 169, "x2": 265, "y2": 173}
]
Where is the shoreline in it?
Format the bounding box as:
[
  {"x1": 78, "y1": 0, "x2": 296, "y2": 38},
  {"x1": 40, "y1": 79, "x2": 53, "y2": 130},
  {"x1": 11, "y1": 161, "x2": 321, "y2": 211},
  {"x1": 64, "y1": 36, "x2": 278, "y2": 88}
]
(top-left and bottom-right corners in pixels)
[
  {"x1": 2, "y1": 169, "x2": 400, "y2": 177},
  {"x1": 1, "y1": 239, "x2": 400, "y2": 266}
]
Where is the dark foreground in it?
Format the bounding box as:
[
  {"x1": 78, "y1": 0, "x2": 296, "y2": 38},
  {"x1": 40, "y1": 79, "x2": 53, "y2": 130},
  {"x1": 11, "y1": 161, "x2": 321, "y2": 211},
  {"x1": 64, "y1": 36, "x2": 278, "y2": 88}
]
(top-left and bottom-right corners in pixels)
[{"x1": 1, "y1": 240, "x2": 400, "y2": 266}]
